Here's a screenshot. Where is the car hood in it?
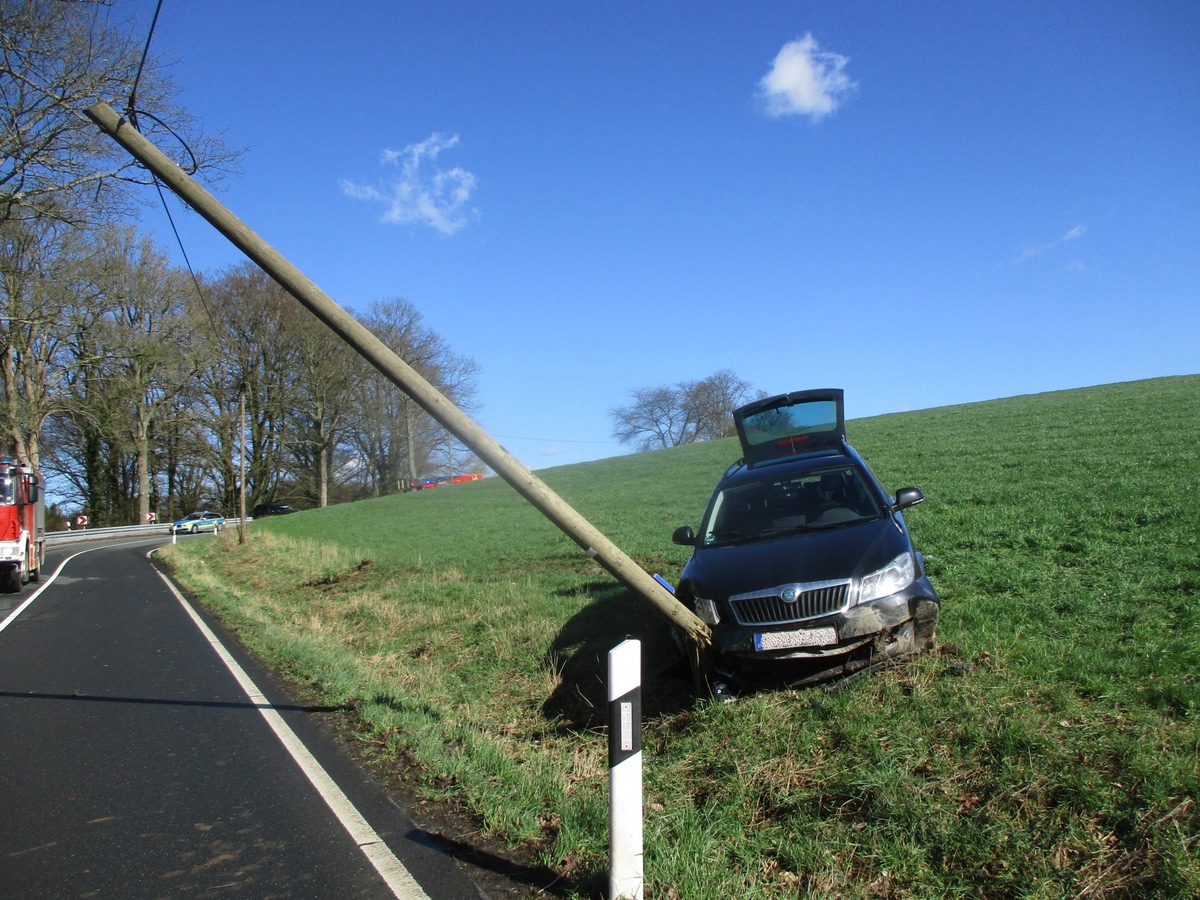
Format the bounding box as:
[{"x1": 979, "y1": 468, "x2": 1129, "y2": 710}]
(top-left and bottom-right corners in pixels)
[{"x1": 681, "y1": 516, "x2": 907, "y2": 599}]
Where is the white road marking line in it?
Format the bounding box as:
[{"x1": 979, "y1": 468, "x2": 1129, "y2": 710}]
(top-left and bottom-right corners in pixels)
[
  {"x1": 0, "y1": 589, "x2": 45, "y2": 634},
  {"x1": 149, "y1": 563, "x2": 431, "y2": 900},
  {"x1": 0, "y1": 545, "x2": 102, "y2": 634}
]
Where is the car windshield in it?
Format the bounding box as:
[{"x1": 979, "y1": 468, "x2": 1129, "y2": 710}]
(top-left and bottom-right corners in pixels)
[{"x1": 701, "y1": 464, "x2": 883, "y2": 546}]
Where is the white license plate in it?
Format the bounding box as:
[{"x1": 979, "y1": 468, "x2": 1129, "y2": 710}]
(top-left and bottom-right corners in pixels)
[{"x1": 754, "y1": 626, "x2": 838, "y2": 652}]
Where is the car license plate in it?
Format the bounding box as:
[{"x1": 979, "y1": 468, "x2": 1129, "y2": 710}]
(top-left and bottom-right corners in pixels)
[{"x1": 754, "y1": 626, "x2": 838, "y2": 652}]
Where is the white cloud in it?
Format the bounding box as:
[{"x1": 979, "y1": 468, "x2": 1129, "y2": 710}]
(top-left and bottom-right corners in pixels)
[
  {"x1": 1015, "y1": 224, "x2": 1088, "y2": 264},
  {"x1": 340, "y1": 133, "x2": 477, "y2": 235},
  {"x1": 758, "y1": 33, "x2": 856, "y2": 121}
]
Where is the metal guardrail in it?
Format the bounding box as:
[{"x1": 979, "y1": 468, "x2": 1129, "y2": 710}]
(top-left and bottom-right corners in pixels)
[{"x1": 44, "y1": 520, "x2": 245, "y2": 545}]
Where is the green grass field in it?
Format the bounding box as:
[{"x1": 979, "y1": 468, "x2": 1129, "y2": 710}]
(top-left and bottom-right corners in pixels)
[{"x1": 162, "y1": 376, "x2": 1199, "y2": 898}]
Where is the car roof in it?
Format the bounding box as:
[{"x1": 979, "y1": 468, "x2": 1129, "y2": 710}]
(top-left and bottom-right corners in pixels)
[
  {"x1": 733, "y1": 388, "x2": 846, "y2": 467},
  {"x1": 718, "y1": 447, "x2": 858, "y2": 486}
]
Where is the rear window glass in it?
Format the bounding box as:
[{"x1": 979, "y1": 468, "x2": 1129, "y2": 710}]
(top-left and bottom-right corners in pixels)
[{"x1": 740, "y1": 399, "x2": 840, "y2": 450}]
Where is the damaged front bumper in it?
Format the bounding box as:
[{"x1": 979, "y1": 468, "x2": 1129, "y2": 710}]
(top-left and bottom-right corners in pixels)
[{"x1": 712, "y1": 585, "x2": 940, "y2": 663}]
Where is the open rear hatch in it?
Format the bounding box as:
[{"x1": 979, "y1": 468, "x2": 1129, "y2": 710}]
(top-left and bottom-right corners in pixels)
[{"x1": 733, "y1": 388, "x2": 846, "y2": 466}]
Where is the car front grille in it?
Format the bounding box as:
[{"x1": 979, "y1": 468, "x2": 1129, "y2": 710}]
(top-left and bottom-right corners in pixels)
[{"x1": 729, "y1": 579, "x2": 851, "y2": 626}]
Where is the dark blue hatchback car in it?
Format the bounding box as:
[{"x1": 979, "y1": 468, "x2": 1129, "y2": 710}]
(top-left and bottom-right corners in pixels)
[{"x1": 672, "y1": 389, "x2": 939, "y2": 686}]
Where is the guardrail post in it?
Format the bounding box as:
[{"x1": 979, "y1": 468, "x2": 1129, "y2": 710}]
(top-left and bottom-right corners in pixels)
[{"x1": 609, "y1": 639, "x2": 643, "y2": 900}]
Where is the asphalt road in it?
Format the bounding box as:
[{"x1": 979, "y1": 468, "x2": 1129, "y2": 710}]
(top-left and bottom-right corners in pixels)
[{"x1": 0, "y1": 536, "x2": 489, "y2": 899}]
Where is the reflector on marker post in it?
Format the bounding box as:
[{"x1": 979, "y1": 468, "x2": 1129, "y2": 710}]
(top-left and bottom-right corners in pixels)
[{"x1": 608, "y1": 638, "x2": 643, "y2": 900}]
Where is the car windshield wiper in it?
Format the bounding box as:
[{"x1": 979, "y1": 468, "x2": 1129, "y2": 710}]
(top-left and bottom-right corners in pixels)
[
  {"x1": 710, "y1": 528, "x2": 803, "y2": 545},
  {"x1": 706, "y1": 529, "x2": 759, "y2": 544},
  {"x1": 760, "y1": 516, "x2": 876, "y2": 536}
]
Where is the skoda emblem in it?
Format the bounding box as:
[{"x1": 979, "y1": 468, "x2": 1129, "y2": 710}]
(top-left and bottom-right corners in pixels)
[{"x1": 781, "y1": 587, "x2": 798, "y2": 603}]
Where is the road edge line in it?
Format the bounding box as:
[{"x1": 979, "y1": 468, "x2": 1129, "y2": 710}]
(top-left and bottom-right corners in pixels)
[
  {"x1": 0, "y1": 545, "x2": 108, "y2": 634},
  {"x1": 149, "y1": 562, "x2": 431, "y2": 900}
]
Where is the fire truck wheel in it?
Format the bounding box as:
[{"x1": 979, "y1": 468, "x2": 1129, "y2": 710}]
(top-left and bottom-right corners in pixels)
[{"x1": 5, "y1": 567, "x2": 21, "y2": 594}]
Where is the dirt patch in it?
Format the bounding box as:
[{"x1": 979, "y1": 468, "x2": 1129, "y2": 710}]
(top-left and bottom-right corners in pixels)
[{"x1": 302, "y1": 557, "x2": 376, "y2": 589}]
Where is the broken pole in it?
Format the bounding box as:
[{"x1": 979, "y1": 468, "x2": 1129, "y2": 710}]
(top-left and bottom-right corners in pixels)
[{"x1": 84, "y1": 100, "x2": 715, "y2": 691}]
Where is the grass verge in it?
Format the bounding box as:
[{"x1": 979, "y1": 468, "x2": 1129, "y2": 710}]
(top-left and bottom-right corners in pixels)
[{"x1": 161, "y1": 376, "x2": 1199, "y2": 898}]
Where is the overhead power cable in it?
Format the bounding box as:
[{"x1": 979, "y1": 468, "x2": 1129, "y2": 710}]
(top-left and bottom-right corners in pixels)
[{"x1": 124, "y1": 0, "x2": 218, "y2": 341}]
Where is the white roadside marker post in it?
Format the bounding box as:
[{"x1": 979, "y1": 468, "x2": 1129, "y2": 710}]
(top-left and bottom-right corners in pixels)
[{"x1": 609, "y1": 638, "x2": 644, "y2": 900}]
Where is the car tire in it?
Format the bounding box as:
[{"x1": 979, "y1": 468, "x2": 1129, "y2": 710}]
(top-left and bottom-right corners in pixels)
[{"x1": 190, "y1": 524, "x2": 198, "y2": 534}]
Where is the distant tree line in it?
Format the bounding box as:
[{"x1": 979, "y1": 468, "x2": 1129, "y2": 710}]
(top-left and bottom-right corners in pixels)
[
  {"x1": 2, "y1": 219, "x2": 479, "y2": 525},
  {"x1": 0, "y1": 1, "x2": 479, "y2": 526},
  {"x1": 610, "y1": 370, "x2": 760, "y2": 451}
]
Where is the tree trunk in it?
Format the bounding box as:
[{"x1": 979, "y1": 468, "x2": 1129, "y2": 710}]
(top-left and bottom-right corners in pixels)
[
  {"x1": 318, "y1": 439, "x2": 329, "y2": 508},
  {"x1": 136, "y1": 414, "x2": 151, "y2": 526}
]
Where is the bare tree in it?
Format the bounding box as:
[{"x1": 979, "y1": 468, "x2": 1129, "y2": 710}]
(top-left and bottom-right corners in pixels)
[
  {"x1": 191, "y1": 264, "x2": 299, "y2": 513},
  {"x1": 87, "y1": 225, "x2": 193, "y2": 524},
  {"x1": 683, "y1": 370, "x2": 757, "y2": 441},
  {"x1": 0, "y1": 0, "x2": 236, "y2": 228},
  {"x1": 0, "y1": 216, "x2": 90, "y2": 469},
  {"x1": 349, "y1": 298, "x2": 479, "y2": 494},
  {"x1": 286, "y1": 310, "x2": 357, "y2": 508},
  {"x1": 2, "y1": 0, "x2": 235, "y2": 513},
  {"x1": 611, "y1": 370, "x2": 757, "y2": 451},
  {"x1": 36, "y1": 225, "x2": 193, "y2": 524},
  {"x1": 611, "y1": 384, "x2": 695, "y2": 451}
]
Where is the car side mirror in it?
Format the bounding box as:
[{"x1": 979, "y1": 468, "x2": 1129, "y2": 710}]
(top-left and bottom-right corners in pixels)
[
  {"x1": 672, "y1": 525, "x2": 697, "y2": 546},
  {"x1": 893, "y1": 487, "x2": 925, "y2": 510}
]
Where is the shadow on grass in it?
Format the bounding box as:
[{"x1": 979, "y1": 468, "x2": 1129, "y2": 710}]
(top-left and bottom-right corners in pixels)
[
  {"x1": 540, "y1": 583, "x2": 696, "y2": 730},
  {"x1": 419, "y1": 828, "x2": 575, "y2": 898}
]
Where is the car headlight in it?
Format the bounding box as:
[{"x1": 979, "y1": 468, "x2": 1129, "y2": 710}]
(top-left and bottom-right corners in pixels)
[
  {"x1": 858, "y1": 553, "x2": 915, "y2": 605},
  {"x1": 694, "y1": 597, "x2": 722, "y2": 625}
]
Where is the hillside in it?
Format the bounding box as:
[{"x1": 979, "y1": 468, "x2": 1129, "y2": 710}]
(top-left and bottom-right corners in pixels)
[{"x1": 163, "y1": 376, "x2": 1199, "y2": 898}]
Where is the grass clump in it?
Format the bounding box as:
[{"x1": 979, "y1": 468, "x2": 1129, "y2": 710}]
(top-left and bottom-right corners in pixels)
[{"x1": 161, "y1": 375, "x2": 1200, "y2": 898}]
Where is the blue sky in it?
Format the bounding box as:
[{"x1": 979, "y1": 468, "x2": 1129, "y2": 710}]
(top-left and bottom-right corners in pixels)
[{"x1": 126, "y1": 1, "x2": 1199, "y2": 472}]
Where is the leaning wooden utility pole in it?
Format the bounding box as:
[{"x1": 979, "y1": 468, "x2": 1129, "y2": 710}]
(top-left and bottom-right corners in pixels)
[{"x1": 85, "y1": 100, "x2": 716, "y2": 691}]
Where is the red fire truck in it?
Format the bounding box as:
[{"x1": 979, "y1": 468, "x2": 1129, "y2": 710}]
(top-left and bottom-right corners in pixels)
[{"x1": 0, "y1": 458, "x2": 45, "y2": 593}]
